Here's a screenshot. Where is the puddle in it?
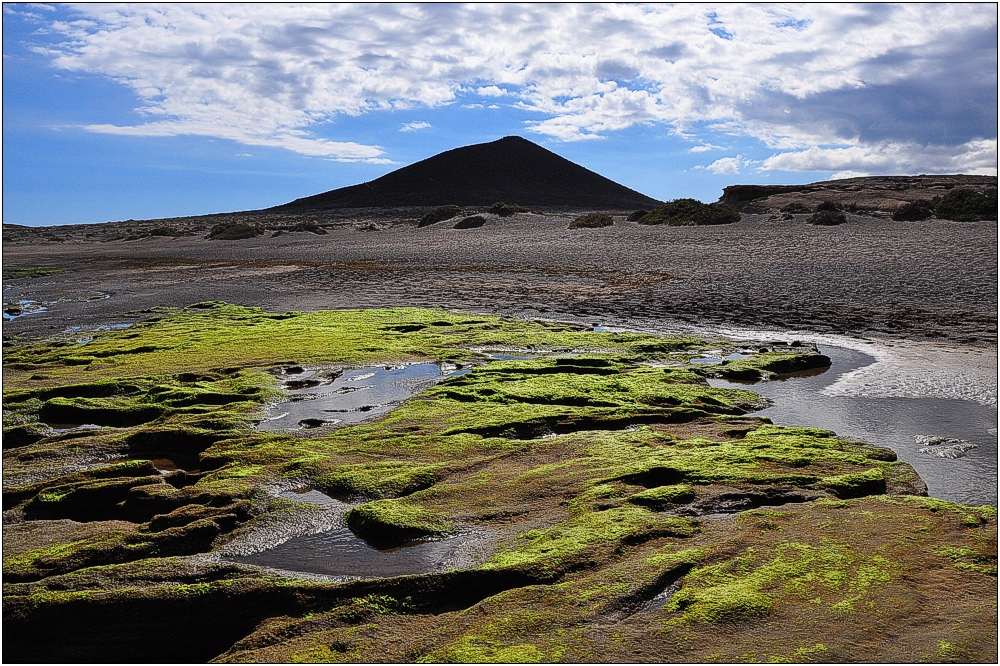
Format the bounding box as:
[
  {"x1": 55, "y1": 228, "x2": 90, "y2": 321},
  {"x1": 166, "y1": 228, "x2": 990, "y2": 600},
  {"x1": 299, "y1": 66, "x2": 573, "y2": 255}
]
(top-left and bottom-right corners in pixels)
[
  {"x1": 691, "y1": 353, "x2": 752, "y2": 364},
  {"x1": 279, "y1": 488, "x2": 346, "y2": 506},
  {"x1": 3, "y1": 300, "x2": 48, "y2": 320},
  {"x1": 710, "y1": 345, "x2": 998, "y2": 506},
  {"x1": 257, "y1": 363, "x2": 463, "y2": 431},
  {"x1": 49, "y1": 423, "x2": 103, "y2": 435},
  {"x1": 229, "y1": 526, "x2": 475, "y2": 578},
  {"x1": 488, "y1": 353, "x2": 545, "y2": 361}
]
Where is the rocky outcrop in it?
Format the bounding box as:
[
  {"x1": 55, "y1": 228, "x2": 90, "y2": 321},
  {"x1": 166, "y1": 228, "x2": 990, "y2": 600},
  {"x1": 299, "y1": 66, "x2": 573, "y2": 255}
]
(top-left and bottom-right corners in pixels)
[{"x1": 719, "y1": 175, "x2": 997, "y2": 216}]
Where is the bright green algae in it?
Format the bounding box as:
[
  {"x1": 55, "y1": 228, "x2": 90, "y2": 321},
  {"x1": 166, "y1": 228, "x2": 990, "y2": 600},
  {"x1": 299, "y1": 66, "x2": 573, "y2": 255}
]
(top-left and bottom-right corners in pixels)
[{"x1": 3, "y1": 304, "x2": 995, "y2": 663}]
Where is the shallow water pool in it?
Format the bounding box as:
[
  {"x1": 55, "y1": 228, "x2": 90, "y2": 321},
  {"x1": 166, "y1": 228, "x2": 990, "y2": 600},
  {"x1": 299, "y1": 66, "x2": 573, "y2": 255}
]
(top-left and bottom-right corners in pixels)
[{"x1": 710, "y1": 345, "x2": 998, "y2": 506}]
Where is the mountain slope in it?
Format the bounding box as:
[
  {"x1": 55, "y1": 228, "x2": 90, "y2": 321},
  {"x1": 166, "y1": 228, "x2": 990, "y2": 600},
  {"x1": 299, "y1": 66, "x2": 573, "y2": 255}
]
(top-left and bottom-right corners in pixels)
[{"x1": 269, "y1": 136, "x2": 662, "y2": 211}]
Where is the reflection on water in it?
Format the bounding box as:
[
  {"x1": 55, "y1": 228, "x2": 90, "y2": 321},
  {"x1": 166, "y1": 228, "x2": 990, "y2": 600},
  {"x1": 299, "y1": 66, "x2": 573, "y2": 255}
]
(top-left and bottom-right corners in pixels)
[
  {"x1": 230, "y1": 527, "x2": 473, "y2": 577},
  {"x1": 710, "y1": 345, "x2": 998, "y2": 506},
  {"x1": 258, "y1": 363, "x2": 462, "y2": 431}
]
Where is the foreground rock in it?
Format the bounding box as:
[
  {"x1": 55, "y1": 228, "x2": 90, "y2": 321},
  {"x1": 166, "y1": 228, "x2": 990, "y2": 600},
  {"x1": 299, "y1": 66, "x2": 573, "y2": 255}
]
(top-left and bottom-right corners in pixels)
[{"x1": 3, "y1": 305, "x2": 995, "y2": 662}]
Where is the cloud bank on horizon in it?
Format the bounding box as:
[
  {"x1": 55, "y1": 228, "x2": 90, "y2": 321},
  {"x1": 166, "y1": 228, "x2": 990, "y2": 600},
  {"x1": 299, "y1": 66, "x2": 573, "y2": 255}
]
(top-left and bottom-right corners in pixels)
[{"x1": 15, "y1": 2, "x2": 996, "y2": 178}]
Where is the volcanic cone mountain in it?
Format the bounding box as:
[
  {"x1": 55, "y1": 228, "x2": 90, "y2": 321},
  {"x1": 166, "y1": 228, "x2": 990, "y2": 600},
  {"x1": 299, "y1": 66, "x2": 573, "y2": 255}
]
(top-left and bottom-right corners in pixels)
[{"x1": 270, "y1": 136, "x2": 662, "y2": 211}]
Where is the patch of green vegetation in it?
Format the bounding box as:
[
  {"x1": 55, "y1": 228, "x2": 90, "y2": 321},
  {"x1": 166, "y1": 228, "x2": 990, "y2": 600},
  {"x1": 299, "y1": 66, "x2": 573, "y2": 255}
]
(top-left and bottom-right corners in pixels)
[
  {"x1": 418, "y1": 205, "x2": 461, "y2": 227},
  {"x1": 627, "y1": 209, "x2": 650, "y2": 222},
  {"x1": 568, "y1": 212, "x2": 613, "y2": 229},
  {"x1": 780, "y1": 202, "x2": 811, "y2": 214},
  {"x1": 3, "y1": 266, "x2": 64, "y2": 280},
  {"x1": 484, "y1": 505, "x2": 697, "y2": 573},
  {"x1": 935, "y1": 188, "x2": 998, "y2": 222},
  {"x1": 699, "y1": 350, "x2": 831, "y2": 381},
  {"x1": 206, "y1": 223, "x2": 264, "y2": 240},
  {"x1": 148, "y1": 227, "x2": 181, "y2": 237},
  {"x1": 807, "y1": 209, "x2": 847, "y2": 225},
  {"x1": 934, "y1": 546, "x2": 997, "y2": 576},
  {"x1": 815, "y1": 200, "x2": 843, "y2": 212},
  {"x1": 345, "y1": 498, "x2": 452, "y2": 542},
  {"x1": 316, "y1": 460, "x2": 450, "y2": 499},
  {"x1": 666, "y1": 541, "x2": 896, "y2": 623},
  {"x1": 628, "y1": 483, "x2": 696, "y2": 508},
  {"x1": 3, "y1": 518, "x2": 227, "y2": 582},
  {"x1": 892, "y1": 200, "x2": 935, "y2": 221},
  {"x1": 638, "y1": 199, "x2": 741, "y2": 226},
  {"x1": 487, "y1": 202, "x2": 528, "y2": 217},
  {"x1": 290, "y1": 222, "x2": 327, "y2": 234}
]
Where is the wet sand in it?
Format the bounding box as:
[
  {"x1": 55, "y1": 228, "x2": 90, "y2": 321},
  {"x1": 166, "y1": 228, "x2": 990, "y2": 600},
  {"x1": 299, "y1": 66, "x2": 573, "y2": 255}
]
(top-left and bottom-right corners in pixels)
[{"x1": 3, "y1": 213, "x2": 997, "y2": 348}]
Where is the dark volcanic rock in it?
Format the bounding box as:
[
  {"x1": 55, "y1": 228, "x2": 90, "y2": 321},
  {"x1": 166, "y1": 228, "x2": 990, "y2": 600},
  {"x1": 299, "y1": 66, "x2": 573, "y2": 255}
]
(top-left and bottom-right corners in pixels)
[{"x1": 269, "y1": 136, "x2": 662, "y2": 211}]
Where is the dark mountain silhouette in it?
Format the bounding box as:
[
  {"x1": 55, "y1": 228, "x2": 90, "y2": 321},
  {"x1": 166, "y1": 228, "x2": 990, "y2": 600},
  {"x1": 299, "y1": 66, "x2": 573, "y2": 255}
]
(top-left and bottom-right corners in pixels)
[{"x1": 269, "y1": 136, "x2": 661, "y2": 211}]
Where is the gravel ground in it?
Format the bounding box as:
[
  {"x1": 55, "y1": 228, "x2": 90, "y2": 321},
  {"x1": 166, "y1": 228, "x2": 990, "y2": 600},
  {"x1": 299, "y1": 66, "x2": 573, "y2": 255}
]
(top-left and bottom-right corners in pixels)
[{"x1": 2, "y1": 212, "x2": 996, "y2": 346}]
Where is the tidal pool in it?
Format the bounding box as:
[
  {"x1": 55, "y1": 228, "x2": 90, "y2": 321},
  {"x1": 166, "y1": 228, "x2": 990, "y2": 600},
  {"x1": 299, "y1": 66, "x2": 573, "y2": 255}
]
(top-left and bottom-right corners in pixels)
[
  {"x1": 710, "y1": 345, "x2": 998, "y2": 506},
  {"x1": 227, "y1": 488, "x2": 475, "y2": 577},
  {"x1": 258, "y1": 363, "x2": 464, "y2": 431},
  {"x1": 232, "y1": 527, "x2": 476, "y2": 578}
]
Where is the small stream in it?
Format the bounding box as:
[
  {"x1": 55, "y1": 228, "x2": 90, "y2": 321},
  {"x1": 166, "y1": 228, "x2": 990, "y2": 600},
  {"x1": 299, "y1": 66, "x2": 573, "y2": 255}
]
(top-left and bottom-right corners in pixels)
[{"x1": 709, "y1": 345, "x2": 998, "y2": 506}]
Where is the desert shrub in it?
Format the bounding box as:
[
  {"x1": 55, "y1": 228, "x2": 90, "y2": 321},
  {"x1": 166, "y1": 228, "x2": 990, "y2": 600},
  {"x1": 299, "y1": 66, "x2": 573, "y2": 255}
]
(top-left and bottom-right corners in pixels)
[
  {"x1": 206, "y1": 223, "x2": 264, "y2": 240},
  {"x1": 487, "y1": 202, "x2": 528, "y2": 217},
  {"x1": 892, "y1": 200, "x2": 934, "y2": 221},
  {"x1": 780, "y1": 202, "x2": 811, "y2": 214},
  {"x1": 807, "y1": 210, "x2": 847, "y2": 226},
  {"x1": 815, "y1": 200, "x2": 843, "y2": 212},
  {"x1": 417, "y1": 205, "x2": 461, "y2": 228},
  {"x1": 568, "y1": 212, "x2": 614, "y2": 229},
  {"x1": 935, "y1": 189, "x2": 997, "y2": 221},
  {"x1": 149, "y1": 227, "x2": 181, "y2": 237},
  {"x1": 627, "y1": 209, "x2": 651, "y2": 222},
  {"x1": 453, "y1": 215, "x2": 487, "y2": 229},
  {"x1": 291, "y1": 222, "x2": 327, "y2": 234},
  {"x1": 638, "y1": 199, "x2": 741, "y2": 226}
]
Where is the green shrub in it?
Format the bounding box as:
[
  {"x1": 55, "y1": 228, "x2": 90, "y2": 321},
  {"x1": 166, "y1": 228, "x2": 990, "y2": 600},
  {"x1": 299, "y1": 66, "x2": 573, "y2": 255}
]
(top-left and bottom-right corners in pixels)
[
  {"x1": 453, "y1": 215, "x2": 487, "y2": 229},
  {"x1": 815, "y1": 200, "x2": 843, "y2": 212},
  {"x1": 290, "y1": 222, "x2": 327, "y2": 234},
  {"x1": 638, "y1": 199, "x2": 741, "y2": 226},
  {"x1": 568, "y1": 212, "x2": 614, "y2": 229},
  {"x1": 627, "y1": 209, "x2": 651, "y2": 222},
  {"x1": 206, "y1": 223, "x2": 264, "y2": 240},
  {"x1": 935, "y1": 189, "x2": 997, "y2": 221},
  {"x1": 149, "y1": 227, "x2": 181, "y2": 237},
  {"x1": 892, "y1": 200, "x2": 934, "y2": 221},
  {"x1": 417, "y1": 205, "x2": 461, "y2": 227},
  {"x1": 487, "y1": 202, "x2": 528, "y2": 217},
  {"x1": 807, "y1": 210, "x2": 847, "y2": 226},
  {"x1": 780, "y1": 202, "x2": 811, "y2": 214}
]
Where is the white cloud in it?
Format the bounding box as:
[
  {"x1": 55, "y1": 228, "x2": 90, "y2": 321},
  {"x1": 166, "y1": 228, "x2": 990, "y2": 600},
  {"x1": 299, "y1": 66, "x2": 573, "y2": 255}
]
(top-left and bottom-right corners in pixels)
[
  {"x1": 760, "y1": 139, "x2": 998, "y2": 176},
  {"x1": 689, "y1": 143, "x2": 724, "y2": 153},
  {"x1": 23, "y1": 3, "x2": 996, "y2": 170},
  {"x1": 400, "y1": 121, "x2": 431, "y2": 132},
  {"x1": 697, "y1": 155, "x2": 754, "y2": 175},
  {"x1": 477, "y1": 85, "x2": 509, "y2": 97}
]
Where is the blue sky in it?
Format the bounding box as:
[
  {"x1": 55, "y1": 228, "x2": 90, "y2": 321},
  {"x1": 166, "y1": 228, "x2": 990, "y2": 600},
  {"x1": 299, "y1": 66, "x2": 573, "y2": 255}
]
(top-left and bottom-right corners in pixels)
[{"x1": 3, "y1": 3, "x2": 997, "y2": 226}]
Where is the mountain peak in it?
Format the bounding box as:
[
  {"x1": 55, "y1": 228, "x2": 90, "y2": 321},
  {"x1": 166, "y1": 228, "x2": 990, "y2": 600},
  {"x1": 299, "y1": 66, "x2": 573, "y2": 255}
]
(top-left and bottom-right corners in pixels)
[{"x1": 270, "y1": 136, "x2": 661, "y2": 211}]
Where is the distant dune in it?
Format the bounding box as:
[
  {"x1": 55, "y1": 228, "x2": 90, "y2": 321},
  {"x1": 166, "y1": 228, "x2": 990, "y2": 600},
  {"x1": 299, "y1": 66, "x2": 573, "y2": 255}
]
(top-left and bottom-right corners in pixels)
[{"x1": 269, "y1": 136, "x2": 663, "y2": 211}]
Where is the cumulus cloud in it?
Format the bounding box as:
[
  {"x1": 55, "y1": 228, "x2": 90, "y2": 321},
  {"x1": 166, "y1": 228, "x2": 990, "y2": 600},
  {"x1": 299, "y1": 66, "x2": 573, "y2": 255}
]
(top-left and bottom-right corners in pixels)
[
  {"x1": 696, "y1": 155, "x2": 754, "y2": 175},
  {"x1": 16, "y1": 3, "x2": 997, "y2": 171},
  {"x1": 477, "y1": 86, "x2": 509, "y2": 97},
  {"x1": 400, "y1": 121, "x2": 431, "y2": 132}
]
